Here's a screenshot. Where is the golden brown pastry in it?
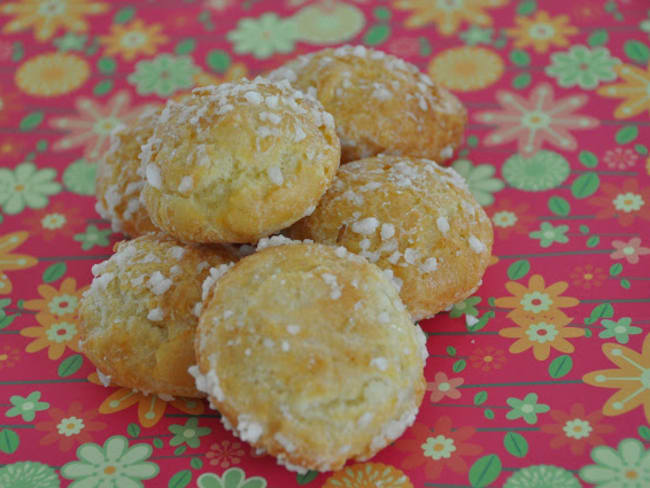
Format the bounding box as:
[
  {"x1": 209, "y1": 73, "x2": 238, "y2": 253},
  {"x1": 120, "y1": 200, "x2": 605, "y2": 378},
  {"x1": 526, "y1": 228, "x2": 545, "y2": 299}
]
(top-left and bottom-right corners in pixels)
[
  {"x1": 268, "y1": 45, "x2": 466, "y2": 163},
  {"x1": 79, "y1": 233, "x2": 235, "y2": 398},
  {"x1": 139, "y1": 77, "x2": 340, "y2": 244},
  {"x1": 289, "y1": 155, "x2": 493, "y2": 320},
  {"x1": 191, "y1": 240, "x2": 427, "y2": 472}
]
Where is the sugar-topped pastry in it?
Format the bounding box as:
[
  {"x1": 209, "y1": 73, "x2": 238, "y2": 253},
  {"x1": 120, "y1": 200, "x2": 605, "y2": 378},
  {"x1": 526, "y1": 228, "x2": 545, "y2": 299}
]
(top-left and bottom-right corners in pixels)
[
  {"x1": 139, "y1": 77, "x2": 340, "y2": 243},
  {"x1": 191, "y1": 241, "x2": 427, "y2": 472},
  {"x1": 95, "y1": 107, "x2": 160, "y2": 236},
  {"x1": 289, "y1": 155, "x2": 493, "y2": 321},
  {"x1": 268, "y1": 45, "x2": 466, "y2": 163},
  {"x1": 79, "y1": 233, "x2": 236, "y2": 398}
]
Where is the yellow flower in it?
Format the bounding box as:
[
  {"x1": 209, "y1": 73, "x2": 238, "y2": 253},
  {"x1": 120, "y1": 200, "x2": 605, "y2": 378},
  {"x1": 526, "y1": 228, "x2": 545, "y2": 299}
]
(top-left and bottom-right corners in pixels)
[
  {"x1": 16, "y1": 52, "x2": 89, "y2": 97},
  {"x1": 99, "y1": 19, "x2": 168, "y2": 61},
  {"x1": 322, "y1": 463, "x2": 413, "y2": 488},
  {"x1": 583, "y1": 333, "x2": 650, "y2": 422},
  {"x1": 428, "y1": 46, "x2": 504, "y2": 92},
  {"x1": 394, "y1": 0, "x2": 507, "y2": 36},
  {"x1": 597, "y1": 63, "x2": 650, "y2": 119},
  {"x1": 0, "y1": 231, "x2": 38, "y2": 295},
  {"x1": 1, "y1": 0, "x2": 107, "y2": 42},
  {"x1": 505, "y1": 11, "x2": 578, "y2": 53},
  {"x1": 21, "y1": 313, "x2": 80, "y2": 360}
]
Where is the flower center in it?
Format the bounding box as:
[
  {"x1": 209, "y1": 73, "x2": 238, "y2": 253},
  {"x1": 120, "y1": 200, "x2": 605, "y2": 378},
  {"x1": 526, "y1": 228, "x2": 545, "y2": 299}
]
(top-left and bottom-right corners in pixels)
[
  {"x1": 93, "y1": 117, "x2": 121, "y2": 136},
  {"x1": 104, "y1": 465, "x2": 117, "y2": 475},
  {"x1": 437, "y1": 0, "x2": 463, "y2": 11},
  {"x1": 530, "y1": 23, "x2": 555, "y2": 39},
  {"x1": 422, "y1": 435, "x2": 456, "y2": 460},
  {"x1": 521, "y1": 404, "x2": 534, "y2": 413},
  {"x1": 493, "y1": 211, "x2": 517, "y2": 228},
  {"x1": 22, "y1": 401, "x2": 35, "y2": 410},
  {"x1": 183, "y1": 429, "x2": 196, "y2": 438},
  {"x1": 563, "y1": 418, "x2": 592, "y2": 439},
  {"x1": 14, "y1": 184, "x2": 25, "y2": 192},
  {"x1": 521, "y1": 291, "x2": 552, "y2": 313},
  {"x1": 38, "y1": 0, "x2": 66, "y2": 16},
  {"x1": 614, "y1": 325, "x2": 627, "y2": 334},
  {"x1": 583, "y1": 273, "x2": 593, "y2": 280},
  {"x1": 526, "y1": 322, "x2": 558, "y2": 343},
  {"x1": 626, "y1": 470, "x2": 638, "y2": 480},
  {"x1": 0, "y1": 354, "x2": 7, "y2": 361},
  {"x1": 483, "y1": 355, "x2": 493, "y2": 363},
  {"x1": 622, "y1": 246, "x2": 635, "y2": 255},
  {"x1": 613, "y1": 192, "x2": 644, "y2": 213},
  {"x1": 438, "y1": 382, "x2": 451, "y2": 392},
  {"x1": 522, "y1": 110, "x2": 551, "y2": 129},
  {"x1": 122, "y1": 32, "x2": 147, "y2": 47},
  {"x1": 42, "y1": 213, "x2": 66, "y2": 229},
  {"x1": 0, "y1": 98, "x2": 4, "y2": 111}
]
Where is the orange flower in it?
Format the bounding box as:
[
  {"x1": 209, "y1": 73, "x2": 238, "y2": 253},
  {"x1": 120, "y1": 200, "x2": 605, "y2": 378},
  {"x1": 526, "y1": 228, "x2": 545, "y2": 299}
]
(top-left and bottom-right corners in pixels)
[
  {"x1": 494, "y1": 274, "x2": 579, "y2": 324},
  {"x1": 583, "y1": 333, "x2": 650, "y2": 422},
  {"x1": 505, "y1": 11, "x2": 578, "y2": 53},
  {"x1": 99, "y1": 19, "x2": 168, "y2": 61},
  {"x1": 0, "y1": 231, "x2": 38, "y2": 295},
  {"x1": 88, "y1": 372, "x2": 205, "y2": 428},
  {"x1": 23, "y1": 277, "x2": 87, "y2": 321},
  {"x1": 21, "y1": 312, "x2": 80, "y2": 360},
  {"x1": 597, "y1": 63, "x2": 650, "y2": 119},
  {"x1": 322, "y1": 463, "x2": 413, "y2": 488},
  {"x1": 499, "y1": 310, "x2": 584, "y2": 361}
]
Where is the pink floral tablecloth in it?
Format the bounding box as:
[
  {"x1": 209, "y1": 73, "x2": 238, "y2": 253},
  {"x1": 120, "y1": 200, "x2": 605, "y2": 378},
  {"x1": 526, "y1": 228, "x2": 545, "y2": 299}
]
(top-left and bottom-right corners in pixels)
[{"x1": 1, "y1": 0, "x2": 650, "y2": 486}]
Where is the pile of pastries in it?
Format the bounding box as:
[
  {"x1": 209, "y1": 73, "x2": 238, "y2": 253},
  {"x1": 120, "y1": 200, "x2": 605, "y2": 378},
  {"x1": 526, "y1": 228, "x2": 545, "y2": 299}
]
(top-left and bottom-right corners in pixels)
[{"x1": 81, "y1": 45, "x2": 493, "y2": 473}]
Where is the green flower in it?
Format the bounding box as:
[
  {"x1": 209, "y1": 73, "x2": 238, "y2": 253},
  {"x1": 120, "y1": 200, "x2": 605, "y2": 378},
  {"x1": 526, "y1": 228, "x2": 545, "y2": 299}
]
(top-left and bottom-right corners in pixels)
[
  {"x1": 63, "y1": 159, "x2": 96, "y2": 196},
  {"x1": 529, "y1": 222, "x2": 569, "y2": 248},
  {"x1": 504, "y1": 464, "x2": 581, "y2": 488},
  {"x1": 6, "y1": 391, "x2": 50, "y2": 421},
  {"x1": 460, "y1": 25, "x2": 493, "y2": 45},
  {"x1": 53, "y1": 32, "x2": 87, "y2": 52},
  {"x1": 0, "y1": 162, "x2": 61, "y2": 215},
  {"x1": 74, "y1": 225, "x2": 112, "y2": 250},
  {"x1": 546, "y1": 45, "x2": 620, "y2": 90},
  {"x1": 61, "y1": 435, "x2": 159, "y2": 487},
  {"x1": 293, "y1": 3, "x2": 365, "y2": 44},
  {"x1": 502, "y1": 150, "x2": 570, "y2": 191},
  {"x1": 197, "y1": 468, "x2": 267, "y2": 488},
  {"x1": 450, "y1": 296, "x2": 481, "y2": 318},
  {"x1": 227, "y1": 13, "x2": 299, "y2": 59},
  {"x1": 128, "y1": 54, "x2": 199, "y2": 97},
  {"x1": 451, "y1": 159, "x2": 504, "y2": 206},
  {"x1": 580, "y1": 438, "x2": 650, "y2": 487},
  {"x1": 506, "y1": 393, "x2": 550, "y2": 424},
  {"x1": 599, "y1": 317, "x2": 642, "y2": 344},
  {"x1": 0, "y1": 462, "x2": 60, "y2": 488},
  {"x1": 169, "y1": 417, "x2": 211, "y2": 448}
]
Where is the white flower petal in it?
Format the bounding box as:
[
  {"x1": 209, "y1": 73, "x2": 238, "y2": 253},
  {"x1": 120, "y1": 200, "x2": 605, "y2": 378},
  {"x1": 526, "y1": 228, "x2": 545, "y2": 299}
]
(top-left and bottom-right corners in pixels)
[
  {"x1": 121, "y1": 462, "x2": 159, "y2": 479},
  {"x1": 104, "y1": 436, "x2": 128, "y2": 462},
  {"x1": 619, "y1": 438, "x2": 643, "y2": 466},
  {"x1": 580, "y1": 465, "x2": 617, "y2": 484},
  {"x1": 119, "y1": 444, "x2": 152, "y2": 465},
  {"x1": 77, "y1": 443, "x2": 106, "y2": 465},
  {"x1": 591, "y1": 445, "x2": 624, "y2": 469}
]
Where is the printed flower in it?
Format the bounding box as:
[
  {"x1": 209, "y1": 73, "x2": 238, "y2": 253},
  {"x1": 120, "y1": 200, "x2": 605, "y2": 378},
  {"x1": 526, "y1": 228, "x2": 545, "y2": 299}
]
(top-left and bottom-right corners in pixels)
[
  {"x1": 541, "y1": 403, "x2": 616, "y2": 455},
  {"x1": 322, "y1": 463, "x2": 413, "y2": 488},
  {"x1": 529, "y1": 222, "x2": 569, "y2": 248},
  {"x1": 89, "y1": 372, "x2": 205, "y2": 428},
  {"x1": 506, "y1": 393, "x2": 550, "y2": 424},
  {"x1": 0, "y1": 231, "x2": 38, "y2": 295},
  {"x1": 504, "y1": 464, "x2": 581, "y2": 487},
  {"x1": 604, "y1": 148, "x2": 638, "y2": 170},
  {"x1": 6, "y1": 391, "x2": 50, "y2": 421},
  {"x1": 20, "y1": 313, "x2": 80, "y2": 360},
  {"x1": 500, "y1": 310, "x2": 584, "y2": 361},
  {"x1": 600, "y1": 318, "x2": 642, "y2": 345},
  {"x1": 611, "y1": 238, "x2": 650, "y2": 264},
  {"x1": 15, "y1": 52, "x2": 89, "y2": 96},
  {"x1": 128, "y1": 54, "x2": 199, "y2": 97},
  {"x1": 449, "y1": 296, "x2": 481, "y2": 318},
  {"x1": 459, "y1": 25, "x2": 493, "y2": 45},
  {"x1": 0, "y1": 345, "x2": 20, "y2": 370},
  {"x1": 488, "y1": 198, "x2": 534, "y2": 238},
  {"x1": 74, "y1": 225, "x2": 112, "y2": 250},
  {"x1": 0, "y1": 0, "x2": 107, "y2": 42},
  {"x1": 24, "y1": 277, "x2": 87, "y2": 321},
  {"x1": 0, "y1": 462, "x2": 60, "y2": 488},
  {"x1": 61, "y1": 435, "x2": 159, "y2": 487},
  {"x1": 570, "y1": 264, "x2": 606, "y2": 290},
  {"x1": 546, "y1": 45, "x2": 620, "y2": 90},
  {"x1": 63, "y1": 159, "x2": 97, "y2": 196},
  {"x1": 394, "y1": 0, "x2": 507, "y2": 36},
  {"x1": 428, "y1": 46, "x2": 503, "y2": 92},
  {"x1": 0, "y1": 162, "x2": 61, "y2": 215},
  {"x1": 597, "y1": 63, "x2": 650, "y2": 118},
  {"x1": 580, "y1": 438, "x2": 650, "y2": 487},
  {"x1": 35, "y1": 400, "x2": 107, "y2": 452},
  {"x1": 206, "y1": 440, "x2": 246, "y2": 468},
  {"x1": 197, "y1": 468, "x2": 266, "y2": 488},
  {"x1": 50, "y1": 91, "x2": 154, "y2": 161},
  {"x1": 0, "y1": 139, "x2": 25, "y2": 160},
  {"x1": 573, "y1": 1, "x2": 603, "y2": 22},
  {"x1": 451, "y1": 159, "x2": 504, "y2": 205},
  {"x1": 476, "y1": 84, "x2": 599, "y2": 155},
  {"x1": 24, "y1": 202, "x2": 84, "y2": 241},
  {"x1": 100, "y1": 19, "x2": 168, "y2": 61},
  {"x1": 169, "y1": 417, "x2": 211, "y2": 448},
  {"x1": 589, "y1": 179, "x2": 650, "y2": 227},
  {"x1": 583, "y1": 333, "x2": 650, "y2": 422},
  {"x1": 427, "y1": 372, "x2": 464, "y2": 402},
  {"x1": 505, "y1": 11, "x2": 578, "y2": 53},
  {"x1": 293, "y1": 2, "x2": 365, "y2": 44},
  {"x1": 469, "y1": 346, "x2": 507, "y2": 372},
  {"x1": 395, "y1": 417, "x2": 483, "y2": 479},
  {"x1": 53, "y1": 31, "x2": 87, "y2": 51},
  {"x1": 227, "y1": 13, "x2": 299, "y2": 59}
]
